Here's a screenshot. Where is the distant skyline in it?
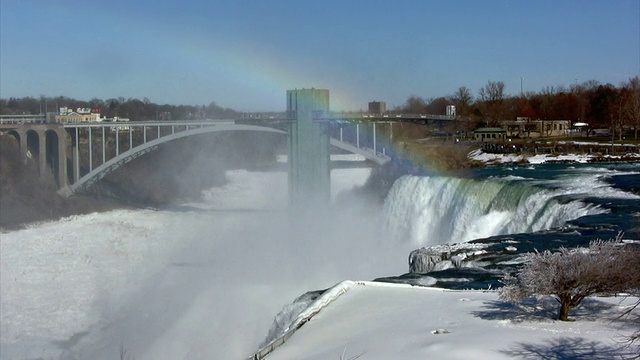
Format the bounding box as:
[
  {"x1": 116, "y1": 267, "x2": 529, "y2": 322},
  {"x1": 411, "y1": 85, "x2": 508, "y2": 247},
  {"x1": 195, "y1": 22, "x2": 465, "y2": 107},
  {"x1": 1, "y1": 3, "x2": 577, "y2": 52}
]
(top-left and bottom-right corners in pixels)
[{"x1": 1, "y1": 0, "x2": 639, "y2": 112}]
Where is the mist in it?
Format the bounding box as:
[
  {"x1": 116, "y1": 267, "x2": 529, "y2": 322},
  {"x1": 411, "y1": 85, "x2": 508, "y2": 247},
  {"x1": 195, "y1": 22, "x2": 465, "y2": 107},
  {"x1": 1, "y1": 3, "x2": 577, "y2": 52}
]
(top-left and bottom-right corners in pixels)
[
  {"x1": 59, "y1": 157, "x2": 409, "y2": 359},
  {"x1": 0, "y1": 129, "x2": 413, "y2": 359}
]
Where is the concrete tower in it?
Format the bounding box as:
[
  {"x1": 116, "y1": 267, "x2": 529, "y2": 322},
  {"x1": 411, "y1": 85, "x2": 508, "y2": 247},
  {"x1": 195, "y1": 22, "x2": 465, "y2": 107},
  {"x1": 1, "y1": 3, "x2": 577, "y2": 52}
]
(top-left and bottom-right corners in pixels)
[{"x1": 287, "y1": 89, "x2": 331, "y2": 208}]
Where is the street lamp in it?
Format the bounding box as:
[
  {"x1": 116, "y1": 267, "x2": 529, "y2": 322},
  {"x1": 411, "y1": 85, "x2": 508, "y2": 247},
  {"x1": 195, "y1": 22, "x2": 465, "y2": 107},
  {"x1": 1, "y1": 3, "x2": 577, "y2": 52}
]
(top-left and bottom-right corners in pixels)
[{"x1": 519, "y1": 77, "x2": 524, "y2": 96}]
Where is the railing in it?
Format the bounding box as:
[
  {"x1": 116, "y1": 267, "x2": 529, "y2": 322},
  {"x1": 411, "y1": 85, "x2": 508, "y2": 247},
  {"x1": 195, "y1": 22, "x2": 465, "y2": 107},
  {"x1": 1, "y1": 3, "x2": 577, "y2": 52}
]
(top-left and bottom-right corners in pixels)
[
  {"x1": 0, "y1": 116, "x2": 47, "y2": 124},
  {"x1": 318, "y1": 112, "x2": 457, "y2": 121},
  {"x1": 0, "y1": 113, "x2": 460, "y2": 126}
]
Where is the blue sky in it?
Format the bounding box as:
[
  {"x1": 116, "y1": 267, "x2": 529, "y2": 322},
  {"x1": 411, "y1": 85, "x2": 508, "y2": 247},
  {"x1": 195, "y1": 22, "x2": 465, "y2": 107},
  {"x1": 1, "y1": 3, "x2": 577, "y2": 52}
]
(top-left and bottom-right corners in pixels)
[{"x1": 1, "y1": 0, "x2": 639, "y2": 112}]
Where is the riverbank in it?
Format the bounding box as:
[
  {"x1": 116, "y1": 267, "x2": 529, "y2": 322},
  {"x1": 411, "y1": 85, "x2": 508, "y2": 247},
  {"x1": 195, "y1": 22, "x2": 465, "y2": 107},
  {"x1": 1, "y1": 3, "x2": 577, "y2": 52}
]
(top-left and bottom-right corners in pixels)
[
  {"x1": 468, "y1": 147, "x2": 640, "y2": 165},
  {"x1": 0, "y1": 136, "x2": 125, "y2": 231}
]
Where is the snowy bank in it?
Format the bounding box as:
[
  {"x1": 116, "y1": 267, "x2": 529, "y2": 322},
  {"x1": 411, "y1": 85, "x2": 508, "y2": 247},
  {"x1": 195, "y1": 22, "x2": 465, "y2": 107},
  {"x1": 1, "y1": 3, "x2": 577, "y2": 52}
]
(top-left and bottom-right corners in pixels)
[
  {"x1": 468, "y1": 148, "x2": 640, "y2": 165},
  {"x1": 256, "y1": 281, "x2": 639, "y2": 360}
]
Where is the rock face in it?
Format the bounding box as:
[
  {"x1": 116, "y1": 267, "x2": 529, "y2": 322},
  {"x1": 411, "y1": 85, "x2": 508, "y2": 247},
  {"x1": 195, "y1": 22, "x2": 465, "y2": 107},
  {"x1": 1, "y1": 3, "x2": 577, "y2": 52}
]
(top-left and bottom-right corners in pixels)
[
  {"x1": 385, "y1": 228, "x2": 625, "y2": 290},
  {"x1": 373, "y1": 241, "x2": 526, "y2": 290},
  {"x1": 260, "y1": 289, "x2": 326, "y2": 348},
  {"x1": 408, "y1": 243, "x2": 490, "y2": 273},
  {"x1": 408, "y1": 248, "x2": 450, "y2": 273}
]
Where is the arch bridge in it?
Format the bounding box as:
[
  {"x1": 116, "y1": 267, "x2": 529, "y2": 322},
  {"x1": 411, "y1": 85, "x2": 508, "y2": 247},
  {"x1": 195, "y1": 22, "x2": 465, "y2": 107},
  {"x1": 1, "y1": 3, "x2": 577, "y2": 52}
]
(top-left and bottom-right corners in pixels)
[{"x1": 1, "y1": 92, "x2": 395, "y2": 205}]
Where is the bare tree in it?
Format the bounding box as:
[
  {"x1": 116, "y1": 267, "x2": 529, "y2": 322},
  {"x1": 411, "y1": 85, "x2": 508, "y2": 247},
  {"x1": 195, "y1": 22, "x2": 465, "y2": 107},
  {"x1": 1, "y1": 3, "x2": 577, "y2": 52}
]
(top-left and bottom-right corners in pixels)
[
  {"x1": 623, "y1": 76, "x2": 640, "y2": 141},
  {"x1": 610, "y1": 94, "x2": 625, "y2": 142},
  {"x1": 619, "y1": 294, "x2": 640, "y2": 358},
  {"x1": 478, "y1": 80, "x2": 506, "y2": 122},
  {"x1": 425, "y1": 96, "x2": 449, "y2": 115},
  {"x1": 452, "y1": 86, "x2": 473, "y2": 115},
  {"x1": 499, "y1": 236, "x2": 640, "y2": 321},
  {"x1": 540, "y1": 85, "x2": 556, "y2": 121},
  {"x1": 402, "y1": 95, "x2": 427, "y2": 114},
  {"x1": 478, "y1": 80, "x2": 506, "y2": 104}
]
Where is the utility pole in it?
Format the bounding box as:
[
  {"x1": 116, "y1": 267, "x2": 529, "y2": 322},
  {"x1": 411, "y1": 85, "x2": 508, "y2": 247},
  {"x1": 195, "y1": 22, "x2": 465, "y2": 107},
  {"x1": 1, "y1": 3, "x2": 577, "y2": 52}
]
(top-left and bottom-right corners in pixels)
[{"x1": 519, "y1": 77, "x2": 524, "y2": 96}]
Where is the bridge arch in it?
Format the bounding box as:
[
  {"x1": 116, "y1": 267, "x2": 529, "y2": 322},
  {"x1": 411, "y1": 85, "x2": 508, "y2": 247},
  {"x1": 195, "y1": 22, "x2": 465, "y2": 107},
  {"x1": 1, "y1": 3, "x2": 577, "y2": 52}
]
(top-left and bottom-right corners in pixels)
[
  {"x1": 63, "y1": 124, "x2": 288, "y2": 195},
  {"x1": 60, "y1": 122, "x2": 390, "y2": 196},
  {"x1": 25, "y1": 130, "x2": 40, "y2": 163},
  {"x1": 5, "y1": 129, "x2": 20, "y2": 145}
]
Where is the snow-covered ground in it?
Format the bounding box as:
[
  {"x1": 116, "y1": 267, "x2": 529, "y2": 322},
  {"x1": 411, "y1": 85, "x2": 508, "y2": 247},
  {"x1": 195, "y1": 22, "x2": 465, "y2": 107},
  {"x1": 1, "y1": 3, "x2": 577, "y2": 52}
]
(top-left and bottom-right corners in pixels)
[
  {"x1": 468, "y1": 148, "x2": 640, "y2": 164},
  {"x1": 263, "y1": 281, "x2": 639, "y2": 360}
]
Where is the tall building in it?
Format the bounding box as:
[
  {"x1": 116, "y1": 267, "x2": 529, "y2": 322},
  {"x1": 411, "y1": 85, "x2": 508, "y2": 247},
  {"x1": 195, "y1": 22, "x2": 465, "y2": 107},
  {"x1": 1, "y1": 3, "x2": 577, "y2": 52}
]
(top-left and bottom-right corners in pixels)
[{"x1": 368, "y1": 101, "x2": 386, "y2": 114}]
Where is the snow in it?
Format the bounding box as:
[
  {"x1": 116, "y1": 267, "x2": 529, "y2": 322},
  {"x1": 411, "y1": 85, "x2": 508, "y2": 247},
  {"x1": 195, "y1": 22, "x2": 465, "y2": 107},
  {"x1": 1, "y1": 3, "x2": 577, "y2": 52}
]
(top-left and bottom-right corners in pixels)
[
  {"x1": 1, "y1": 154, "x2": 638, "y2": 360},
  {"x1": 1, "y1": 163, "x2": 406, "y2": 360},
  {"x1": 263, "y1": 281, "x2": 639, "y2": 360},
  {"x1": 468, "y1": 148, "x2": 640, "y2": 165}
]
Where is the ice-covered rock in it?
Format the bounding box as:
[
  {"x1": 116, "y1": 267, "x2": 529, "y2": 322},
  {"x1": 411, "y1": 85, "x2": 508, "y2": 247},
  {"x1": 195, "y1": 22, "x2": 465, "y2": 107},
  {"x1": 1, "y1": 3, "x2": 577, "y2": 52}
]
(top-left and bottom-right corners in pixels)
[
  {"x1": 409, "y1": 248, "x2": 450, "y2": 273},
  {"x1": 260, "y1": 289, "x2": 326, "y2": 347},
  {"x1": 408, "y1": 244, "x2": 483, "y2": 273},
  {"x1": 408, "y1": 241, "x2": 505, "y2": 274}
]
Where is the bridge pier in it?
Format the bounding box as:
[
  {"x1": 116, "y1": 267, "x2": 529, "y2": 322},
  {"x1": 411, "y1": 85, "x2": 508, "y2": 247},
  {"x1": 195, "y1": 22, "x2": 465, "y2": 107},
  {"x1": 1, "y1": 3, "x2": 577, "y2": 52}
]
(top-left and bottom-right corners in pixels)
[
  {"x1": 2, "y1": 124, "x2": 68, "y2": 188},
  {"x1": 72, "y1": 127, "x2": 80, "y2": 183},
  {"x1": 287, "y1": 89, "x2": 331, "y2": 208},
  {"x1": 19, "y1": 135, "x2": 28, "y2": 164}
]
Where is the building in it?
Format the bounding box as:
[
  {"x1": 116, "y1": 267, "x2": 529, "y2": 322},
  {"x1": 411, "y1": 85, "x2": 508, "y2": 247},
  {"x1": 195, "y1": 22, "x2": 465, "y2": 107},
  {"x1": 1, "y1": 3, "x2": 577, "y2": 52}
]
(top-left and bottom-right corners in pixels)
[
  {"x1": 473, "y1": 127, "x2": 507, "y2": 141},
  {"x1": 502, "y1": 119, "x2": 570, "y2": 138},
  {"x1": 54, "y1": 107, "x2": 103, "y2": 123},
  {"x1": 446, "y1": 105, "x2": 456, "y2": 116},
  {"x1": 368, "y1": 101, "x2": 386, "y2": 114}
]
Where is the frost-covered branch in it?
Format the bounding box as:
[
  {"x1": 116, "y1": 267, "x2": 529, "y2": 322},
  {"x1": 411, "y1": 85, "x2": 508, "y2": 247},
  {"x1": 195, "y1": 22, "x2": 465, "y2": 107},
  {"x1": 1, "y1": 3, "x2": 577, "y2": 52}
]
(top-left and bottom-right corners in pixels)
[{"x1": 499, "y1": 235, "x2": 640, "y2": 321}]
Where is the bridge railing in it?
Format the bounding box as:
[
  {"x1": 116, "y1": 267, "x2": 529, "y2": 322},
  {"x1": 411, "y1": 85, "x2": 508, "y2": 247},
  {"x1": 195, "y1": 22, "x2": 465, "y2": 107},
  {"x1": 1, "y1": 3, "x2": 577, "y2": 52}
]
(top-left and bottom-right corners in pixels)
[
  {"x1": 0, "y1": 117, "x2": 47, "y2": 125},
  {"x1": 60, "y1": 119, "x2": 238, "y2": 128},
  {"x1": 317, "y1": 112, "x2": 457, "y2": 121}
]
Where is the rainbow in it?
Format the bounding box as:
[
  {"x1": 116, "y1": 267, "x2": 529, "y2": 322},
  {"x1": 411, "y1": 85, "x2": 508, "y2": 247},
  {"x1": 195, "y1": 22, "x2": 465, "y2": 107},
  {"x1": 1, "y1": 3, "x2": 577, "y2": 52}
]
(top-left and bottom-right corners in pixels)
[{"x1": 165, "y1": 27, "x2": 365, "y2": 111}]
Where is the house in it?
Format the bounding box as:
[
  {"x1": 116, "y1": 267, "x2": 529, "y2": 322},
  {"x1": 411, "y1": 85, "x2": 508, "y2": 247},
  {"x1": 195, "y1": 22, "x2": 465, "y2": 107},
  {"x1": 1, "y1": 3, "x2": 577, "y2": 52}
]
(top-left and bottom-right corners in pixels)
[{"x1": 473, "y1": 127, "x2": 506, "y2": 141}]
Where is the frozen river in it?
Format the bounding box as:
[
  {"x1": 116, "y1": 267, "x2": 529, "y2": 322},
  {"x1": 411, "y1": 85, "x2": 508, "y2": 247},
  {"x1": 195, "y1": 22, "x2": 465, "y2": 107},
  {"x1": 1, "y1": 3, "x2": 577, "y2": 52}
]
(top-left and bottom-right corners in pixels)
[{"x1": 1, "y1": 163, "x2": 411, "y2": 360}]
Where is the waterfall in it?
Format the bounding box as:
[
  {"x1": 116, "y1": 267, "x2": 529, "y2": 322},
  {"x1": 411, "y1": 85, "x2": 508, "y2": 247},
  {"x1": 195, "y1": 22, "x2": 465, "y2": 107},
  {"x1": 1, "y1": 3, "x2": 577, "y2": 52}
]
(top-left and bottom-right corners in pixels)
[{"x1": 382, "y1": 175, "x2": 604, "y2": 247}]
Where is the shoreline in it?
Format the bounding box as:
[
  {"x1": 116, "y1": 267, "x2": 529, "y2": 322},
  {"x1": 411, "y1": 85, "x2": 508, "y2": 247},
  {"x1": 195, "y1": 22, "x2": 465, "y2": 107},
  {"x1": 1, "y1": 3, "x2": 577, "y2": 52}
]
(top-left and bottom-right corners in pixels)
[{"x1": 468, "y1": 148, "x2": 640, "y2": 166}]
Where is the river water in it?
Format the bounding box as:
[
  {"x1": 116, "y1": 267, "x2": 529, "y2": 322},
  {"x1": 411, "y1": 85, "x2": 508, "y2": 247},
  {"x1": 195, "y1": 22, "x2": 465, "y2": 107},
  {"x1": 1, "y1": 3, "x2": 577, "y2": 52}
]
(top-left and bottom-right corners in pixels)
[{"x1": 1, "y1": 160, "x2": 638, "y2": 359}]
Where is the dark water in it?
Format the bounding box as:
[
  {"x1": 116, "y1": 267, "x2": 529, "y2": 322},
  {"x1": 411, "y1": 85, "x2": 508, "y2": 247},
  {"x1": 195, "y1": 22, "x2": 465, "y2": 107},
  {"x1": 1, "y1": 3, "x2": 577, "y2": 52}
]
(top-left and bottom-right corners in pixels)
[
  {"x1": 377, "y1": 161, "x2": 640, "y2": 289},
  {"x1": 478, "y1": 162, "x2": 639, "y2": 235}
]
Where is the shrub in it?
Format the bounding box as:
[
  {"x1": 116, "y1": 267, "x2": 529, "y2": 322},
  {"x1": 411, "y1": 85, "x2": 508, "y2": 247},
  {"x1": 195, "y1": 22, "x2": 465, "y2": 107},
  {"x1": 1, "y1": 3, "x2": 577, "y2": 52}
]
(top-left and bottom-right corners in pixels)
[{"x1": 499, "y1": 236, "x2": 640, "y2": 321}]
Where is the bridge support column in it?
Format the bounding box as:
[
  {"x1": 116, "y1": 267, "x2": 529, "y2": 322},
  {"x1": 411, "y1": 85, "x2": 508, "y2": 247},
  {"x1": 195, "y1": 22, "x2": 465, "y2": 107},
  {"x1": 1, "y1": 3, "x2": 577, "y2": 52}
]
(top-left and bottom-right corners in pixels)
[
  {"x1": 56, "y1": 127, "x2": 67, "y2": 187},
  {"x1": 37, "y1": 129, "x2": 47, "y2": 177},
  {"x1": 73, "y1": 127, "x2": 80, "y2": 183},
  {"x1": 19, "y1": 130, "x2": 28, "y2": 163},
  {"x1": 287, "y1": 89, "x2": 331, "y2": 209},
  {"x1": 373, "y1": 122, "x2": 377, "y2": 154}
]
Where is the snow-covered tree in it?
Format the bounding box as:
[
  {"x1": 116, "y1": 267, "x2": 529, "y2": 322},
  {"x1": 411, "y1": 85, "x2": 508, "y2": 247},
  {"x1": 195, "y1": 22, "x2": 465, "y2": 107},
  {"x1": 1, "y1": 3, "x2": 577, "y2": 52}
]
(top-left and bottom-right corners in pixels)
[
  {"x1": 619, "y1": 290, "x2": 640, "y2": 358},
  {"x1": 499, "y1": 237, "x2": 640, "y2": 321}
]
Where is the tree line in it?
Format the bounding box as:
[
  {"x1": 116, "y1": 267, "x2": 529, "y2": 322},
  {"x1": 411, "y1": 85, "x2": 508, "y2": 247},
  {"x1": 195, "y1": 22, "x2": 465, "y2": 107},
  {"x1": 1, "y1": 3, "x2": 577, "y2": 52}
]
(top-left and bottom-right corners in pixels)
[
  {"x1": 396, "y1": 76, "x2": 640, "y2": 140},
  {"x1": 0, "y1": 96, "x2": 240, "y2": 121},
  {"x1": 2, "y1": 76, "x2": 639, "y2": 140}
]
